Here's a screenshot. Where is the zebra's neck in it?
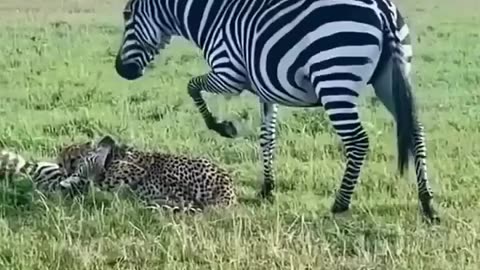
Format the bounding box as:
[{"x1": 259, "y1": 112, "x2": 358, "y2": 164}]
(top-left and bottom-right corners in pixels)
[{"x1": 157, "y1": 0, "x2": 231, "y2": 52}]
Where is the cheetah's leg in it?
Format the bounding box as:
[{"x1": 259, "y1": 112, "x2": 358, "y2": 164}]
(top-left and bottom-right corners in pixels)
[
  {"x1": 146, "y1": 182, "x2": 203, "y2": 214},
  {"x1": 147, "y1": 197, "x2": 203, "y2": 214}
]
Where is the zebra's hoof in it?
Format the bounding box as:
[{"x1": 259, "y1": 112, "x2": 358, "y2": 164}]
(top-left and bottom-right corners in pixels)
[
  {"x1": 216, "y1": 121, "x2": 238, "y2": 138},
  {"x1": 425, "y1": 215, "x2": 441, "y2": 225},
  {"x1": 331, "y1": 203, "x2": 349, "y2": 214},
  {"x1": 258, "y1": 187, "x2": 274, "y2": 203},
  {"x1": 421, "y1": 200, "x2": 441, "y2": 225}
]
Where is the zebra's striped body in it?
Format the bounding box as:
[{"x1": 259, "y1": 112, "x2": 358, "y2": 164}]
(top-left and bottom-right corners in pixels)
[
  {"x1": 115, "y1": 0, "x2": 439, "y2": 222},
  {"x1": 0, "y1": 150, "x2": 67, "y2": 192},
  {"x1": 0, "y1": 142, "x2": 95, "y2": 193}
]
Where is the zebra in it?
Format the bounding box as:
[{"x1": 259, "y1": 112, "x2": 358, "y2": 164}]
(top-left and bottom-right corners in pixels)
[
  {"x1": 0, "y1": 142, "x2": 95, "y2": 193},
  {"x1": 113, "y1": 0, "x2": 439, "y2": 223},
  {"x1": 0, "y1": 150, "x2": 68, "y2": 192}
]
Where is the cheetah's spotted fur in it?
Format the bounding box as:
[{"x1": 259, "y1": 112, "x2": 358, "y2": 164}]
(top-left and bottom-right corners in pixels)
[{"x1": 61, "y1": 135, "x2": 237, "y2": 212}]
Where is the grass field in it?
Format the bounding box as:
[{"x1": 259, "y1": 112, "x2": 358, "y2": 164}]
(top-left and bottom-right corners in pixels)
[{"x1": 0, "y1": 0, "x2": 479, "y2": 269}]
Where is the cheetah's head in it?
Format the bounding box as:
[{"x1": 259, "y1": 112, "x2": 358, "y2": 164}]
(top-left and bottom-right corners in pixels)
[{"x1": 59, "y1": 135, "x2": 118, "y2": 192}]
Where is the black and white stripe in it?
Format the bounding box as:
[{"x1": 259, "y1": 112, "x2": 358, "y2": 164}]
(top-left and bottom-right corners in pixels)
[
  {"x1": 0, "y1": 150, "x2": 67, "y2": 192},
  {"x1": 114, "y1": 0, "x2": 438, "y2": 222},
  {"x1": 59, "y1": 154, "x2": 104, "y2": 192}
]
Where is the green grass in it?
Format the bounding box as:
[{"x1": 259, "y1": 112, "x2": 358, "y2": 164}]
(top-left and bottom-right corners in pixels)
[{"x1": 0, "y1": 0, "x2": 479, "y2": 269}]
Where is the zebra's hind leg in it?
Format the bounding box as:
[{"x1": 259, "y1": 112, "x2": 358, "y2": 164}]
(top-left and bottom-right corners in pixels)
[
  {"x1": 323, "y1": 99, "x2": 370, "y2": 214},
  {"x1": 372, "y1": 59, "x2": 439, "y2": 224},
  {"x1": 311, "y1": 61, "x2": 374, "y2": 214},
  {"x1": 413, "y1": 124, "x2": 439, "y2": 223},
  {"x1": 187, "y1": 73, "x2": 241, "y2": 138}
]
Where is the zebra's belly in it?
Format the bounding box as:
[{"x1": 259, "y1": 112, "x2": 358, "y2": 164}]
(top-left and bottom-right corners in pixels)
[{"x1": 252, "y1": 76, "x2": 322, "y2": 107}]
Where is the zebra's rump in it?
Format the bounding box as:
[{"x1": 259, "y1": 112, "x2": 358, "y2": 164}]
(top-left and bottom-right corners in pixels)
[{"x1": 245, "y1": 0, "x2": 385, "y2": 105}]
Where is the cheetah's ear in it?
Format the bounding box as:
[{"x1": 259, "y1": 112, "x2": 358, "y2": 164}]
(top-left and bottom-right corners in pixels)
[
  {"x1": 95, "y1": 135, "x2": 116, "y2": 168},
  {"x1": 96, "y1": 135, "x2": 116, "y2": 149},
  {"x1": 95, "y1": 146, "x2": 114, "y2": 169}
]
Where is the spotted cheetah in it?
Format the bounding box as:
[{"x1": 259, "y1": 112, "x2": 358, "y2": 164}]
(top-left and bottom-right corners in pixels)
[
  {"x1": 55, "y1": 141, "x2": 95, "y2": 174},
  {"x1": 60, "y1": 135, "x2": 237, "y2": 212}
]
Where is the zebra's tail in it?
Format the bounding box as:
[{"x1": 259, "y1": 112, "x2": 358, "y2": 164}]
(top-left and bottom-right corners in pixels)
[
  {"x1": 385, "y1": 10, "x2": 417, "y2": 176},
  {"x1": 0, "y1": 150, "x2": 38, "y2": 180}
]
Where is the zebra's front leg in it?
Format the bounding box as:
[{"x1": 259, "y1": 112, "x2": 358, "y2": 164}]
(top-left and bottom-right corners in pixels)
[
  {"x1": 258, "y1": 102, "x2": 279, "y2": 200},
  {"x1": 324, "y1": 101, "x2": 370, "y2": 214},
  {"x1": 187, "y1": 74, "x2": 239, "y2": 138}
]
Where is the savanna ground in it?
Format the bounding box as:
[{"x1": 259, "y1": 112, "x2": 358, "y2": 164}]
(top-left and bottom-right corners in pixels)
[{"x1": 0, "y1": 0, "x2": 479, "y2": 269}]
